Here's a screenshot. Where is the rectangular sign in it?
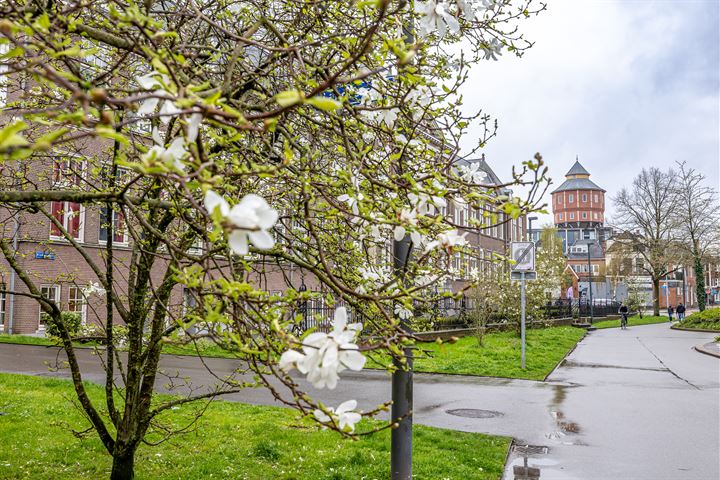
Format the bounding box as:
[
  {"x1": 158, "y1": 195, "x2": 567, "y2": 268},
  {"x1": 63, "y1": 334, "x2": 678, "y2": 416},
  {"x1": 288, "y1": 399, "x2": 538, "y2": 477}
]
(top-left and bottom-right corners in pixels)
[
  {"x1": 34, "y1": 251, "x2": 55, "y2": 260},
  {"x1": 510, "y1": 242, "x2": 535, "y2": 271},
  {"x1": 511, "y1": 271, "x2": 537, "y2": 281}
]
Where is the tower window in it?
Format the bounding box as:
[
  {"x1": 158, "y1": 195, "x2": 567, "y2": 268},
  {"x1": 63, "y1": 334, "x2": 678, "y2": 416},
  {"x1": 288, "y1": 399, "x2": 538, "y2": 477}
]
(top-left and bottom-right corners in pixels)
[
  {"x1": 569, "y1": 194, "x2": 574, "y2": 203},
  {"x1": 582, "y1": 194, "x2": 587, "y2": 202}
]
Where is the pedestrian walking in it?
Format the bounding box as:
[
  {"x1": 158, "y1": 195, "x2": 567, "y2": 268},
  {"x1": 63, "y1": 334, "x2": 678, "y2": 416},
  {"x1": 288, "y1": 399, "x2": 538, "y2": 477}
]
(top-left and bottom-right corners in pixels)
[
  {"x1": 619, "y1": 303, "x2": 629, "y2": 329},
  {"x1": 676, "y1": 303, "x2": 686, "y2": 321},
  {"x1": 667, "y1": 305, "x2": 674, "y2": 322}
]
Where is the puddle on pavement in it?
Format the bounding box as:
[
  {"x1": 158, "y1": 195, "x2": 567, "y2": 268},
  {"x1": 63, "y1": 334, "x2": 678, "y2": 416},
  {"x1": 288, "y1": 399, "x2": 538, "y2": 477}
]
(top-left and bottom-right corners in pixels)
[
  {"x1": 508, "y1": 445, "x2": 556, "y2": 479},
  {"x1": 546, "y1": 384, "x2": 584, "y2": 444}
]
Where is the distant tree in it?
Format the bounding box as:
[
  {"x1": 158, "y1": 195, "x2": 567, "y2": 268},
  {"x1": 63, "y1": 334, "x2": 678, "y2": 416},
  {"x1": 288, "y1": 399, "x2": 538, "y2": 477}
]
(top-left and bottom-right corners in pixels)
[
  {"x1": 613, "y1": 168, "x2": 681, "y2": 316},
  {"x1": 672, "y1": 162, "x2": 720, "y2": 311}
]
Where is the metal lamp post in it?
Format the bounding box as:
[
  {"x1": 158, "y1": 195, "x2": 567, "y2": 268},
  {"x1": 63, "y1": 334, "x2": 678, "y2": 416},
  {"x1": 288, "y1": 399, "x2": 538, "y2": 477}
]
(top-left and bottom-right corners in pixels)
[
  {"x1": 391, "y1": 234, "x2": 413, "y2": 480},
  {"x1": 587, "y1": 241, "x2": 594, "y2": 323}
]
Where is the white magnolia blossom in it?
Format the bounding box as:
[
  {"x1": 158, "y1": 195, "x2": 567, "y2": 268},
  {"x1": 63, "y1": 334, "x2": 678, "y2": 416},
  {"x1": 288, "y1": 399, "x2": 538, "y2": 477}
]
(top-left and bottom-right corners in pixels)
[
  {"x1": 337, "y1": 192, "x2": 364, "y2": 216},
  {"x1": 394, "y1": 208, "x2": 422, "y2": 245},
  {"x1": 142, "y1": 135, "x2": 187, "y2": 171},
  {"x1": 314, "y1": 400, "x2": 362, "y2": 433},
  {"x1": 458, "y1": 162, "x2": 489, "y2": 184},
  {"x1": 186, "y1": 112, "x2": 203, "y2": 143},
  {"x1": 395, "y1": 304, "x2": 414, "y2": 320},
  {"x1": 278, "y1": 307, "x2": 366, "y2": 390},
  {"x1": 425, "y1": 229, "x2": 468, "y2": 252},
  {"x1": 82, "y1": 282, "x2": 106, "y2": 297},
  {"x1": 357, "y1": 266, "x2": 391, "y2": 294},
  {"x1": 377, "y1": 107, "x2": 399, "y2": 127},
  {"x1": 204, "y1": 190, "x2": 278, "y2": 255},
  {"x1": 481, "y1": 38, "x2": 503, "y2": 61},
  {"x1": 416, "y1": 0, "x2": 460, "y2": 38},
  {"x1": 409, "y1": 191, "x2": 447, "y2": 215},
  {"x1": 136, "y1": 71, "x2": 181, "y2": 122}
]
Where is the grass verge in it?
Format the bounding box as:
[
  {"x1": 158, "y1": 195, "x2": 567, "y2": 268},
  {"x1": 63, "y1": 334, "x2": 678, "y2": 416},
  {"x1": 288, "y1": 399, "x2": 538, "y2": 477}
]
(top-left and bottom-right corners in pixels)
[
  {"x1": 0, "y1": 373, "x2": 509, "y2": 480},
  {"x1": 592, "y1": 315, "x2": 668, "y2": 330},
  {"x1": 409, "y1": 326, "x2": 586, "y2": 381},
  {"x1": 2, "y1": 326, "x2": 587, "y2": 381}
]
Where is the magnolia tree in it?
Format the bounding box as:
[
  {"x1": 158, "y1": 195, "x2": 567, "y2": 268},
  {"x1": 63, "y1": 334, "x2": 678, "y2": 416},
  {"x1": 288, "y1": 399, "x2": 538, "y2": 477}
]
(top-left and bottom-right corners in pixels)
[
  {"x1": 468, "y1": 226, "x2": 566, "y2": 336},
  {"x1": 0, "y1": 1, "x2": 547, "y2": 478}
]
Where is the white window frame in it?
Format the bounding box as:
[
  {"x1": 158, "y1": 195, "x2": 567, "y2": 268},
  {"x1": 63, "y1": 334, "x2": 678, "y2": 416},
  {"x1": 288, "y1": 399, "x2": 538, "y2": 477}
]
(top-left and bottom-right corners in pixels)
[
  {"x1": 39, "y1": 284, "x2": 61, "y2": 324},
  {"x1": 582, "y1": 212, "x2": 587, "y2": 219},
  {"x1": 0, "y1": 43, "x2": 8, "y2": 106},
  {"x1": 582, "y1": 194, "x2": 587, "y2": 202},
  {"x1": 569, "y1": 194, "x2": 574, "y2": 203},
  {"x1": 49, "y1": 201, "x2": 85, "y2": 242},
  {"x1": 570, "y1": 212, "x2": 575, "y2": 220},
  {"x1": 559, "y1": 213, "x2": 564, "y2": 221},
  {"x1": 98, "y1": 207, "x2": 129, "y2": 245},
  {"x1": 67, "y1": 285, "x2": 87, "y2": 324}
]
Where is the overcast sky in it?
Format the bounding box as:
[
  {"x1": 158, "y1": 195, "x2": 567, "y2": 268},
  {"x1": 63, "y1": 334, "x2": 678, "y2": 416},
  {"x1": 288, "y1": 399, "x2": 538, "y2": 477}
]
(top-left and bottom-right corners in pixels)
[{"x1": 459, "y1": 0, "x2": 720, "y2": 226}]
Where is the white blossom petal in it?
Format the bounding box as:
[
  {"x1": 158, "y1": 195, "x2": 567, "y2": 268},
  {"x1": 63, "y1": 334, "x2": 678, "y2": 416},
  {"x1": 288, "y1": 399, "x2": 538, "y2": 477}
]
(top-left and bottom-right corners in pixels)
[
  {"x1": 228, "y1": 230, "x2": 249, "y2": 255},
  {"x1": 204, "y1": 190, "x2": 230, "y2": 217}
]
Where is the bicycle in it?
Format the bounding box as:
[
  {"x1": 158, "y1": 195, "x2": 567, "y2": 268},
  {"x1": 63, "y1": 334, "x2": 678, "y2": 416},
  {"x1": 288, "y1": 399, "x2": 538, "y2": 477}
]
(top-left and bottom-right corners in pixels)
[{"x1": 620, "y1": 313, "x2": 628, "y2": 330}]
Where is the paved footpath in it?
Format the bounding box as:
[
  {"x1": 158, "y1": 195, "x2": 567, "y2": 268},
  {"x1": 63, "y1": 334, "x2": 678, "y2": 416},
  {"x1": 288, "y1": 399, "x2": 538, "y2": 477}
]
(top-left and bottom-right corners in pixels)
[{"x1": 0, "y1": 323, "x2": 717, "y2": 479}]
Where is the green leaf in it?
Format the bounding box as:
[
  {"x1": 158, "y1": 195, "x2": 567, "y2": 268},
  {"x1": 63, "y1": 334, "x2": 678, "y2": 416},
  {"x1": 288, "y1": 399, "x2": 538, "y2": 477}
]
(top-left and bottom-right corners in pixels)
[
  {"x1": 0, "y1": 121, "x2": 28, "y2": 150},
  {"x1": 274, "y1": 90, "x2": 304, "y2": 107},
  {"x1": 306, "y1": 96, "x2": 342, "y2": 112},
  {"x1": 0, "y1": 47, "x2": 23, "y2": 60},
  {"x1": 95, "y1": 126, "x2": 128, "y2": 145}
]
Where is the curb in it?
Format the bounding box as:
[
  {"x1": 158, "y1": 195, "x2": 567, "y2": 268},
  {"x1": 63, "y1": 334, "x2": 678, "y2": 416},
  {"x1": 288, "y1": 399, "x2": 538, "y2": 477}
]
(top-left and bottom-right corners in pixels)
[
  {"x1": 671, "y1": 325, "x2": 720, "y2": 334},
  {"x1": 694, "y1": 342, "x2": 720, "y2": 359}
]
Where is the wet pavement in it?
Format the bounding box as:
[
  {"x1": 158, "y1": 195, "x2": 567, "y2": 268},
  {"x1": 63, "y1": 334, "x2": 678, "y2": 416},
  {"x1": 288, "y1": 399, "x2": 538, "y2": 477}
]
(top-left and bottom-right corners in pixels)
[{"x1": 0, "y1": 322, "x2": 718, "y2": 479}]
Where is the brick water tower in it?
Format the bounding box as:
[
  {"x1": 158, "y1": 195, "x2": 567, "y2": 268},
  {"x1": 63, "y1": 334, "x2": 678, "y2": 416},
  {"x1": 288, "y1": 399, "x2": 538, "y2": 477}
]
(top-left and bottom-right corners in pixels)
[{"x1": 552, "y1": 158, "x2": 606, "y2": 229}]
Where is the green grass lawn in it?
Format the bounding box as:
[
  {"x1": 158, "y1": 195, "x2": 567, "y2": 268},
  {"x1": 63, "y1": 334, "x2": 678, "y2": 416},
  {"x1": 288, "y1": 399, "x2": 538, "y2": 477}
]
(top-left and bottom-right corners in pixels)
[
  {"x1": 2, "y1": 326, "x2": 587, "y2": 381},
  {"x1": 592, "y1": 315, "x2": 669, "y2": 330},
  {"x1": 408, "y1": 326, "x2": 586, "y2": 381},
  {"x1": 0, "y1": 373, "x2": 509, "y2": 480}
]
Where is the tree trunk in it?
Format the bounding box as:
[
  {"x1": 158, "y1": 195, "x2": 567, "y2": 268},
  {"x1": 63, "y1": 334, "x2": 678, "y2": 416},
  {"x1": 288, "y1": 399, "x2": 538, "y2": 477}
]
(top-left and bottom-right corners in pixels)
[
  {"x1": 652, "y1": 277, "x2": 660, "y2": 317},
  {"x1": 694, "y1": 255, "x2": 706, "y2": 312},
  {"x1": 110, "y1": 449, "x2": 135, "y2": 480}
]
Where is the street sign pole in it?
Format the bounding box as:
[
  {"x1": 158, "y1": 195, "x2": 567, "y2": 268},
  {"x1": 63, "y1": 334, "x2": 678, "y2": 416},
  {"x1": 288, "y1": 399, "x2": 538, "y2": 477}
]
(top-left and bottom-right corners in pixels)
[{"x1": 520, "y1": 271, "x2": 526, "y2": 370}]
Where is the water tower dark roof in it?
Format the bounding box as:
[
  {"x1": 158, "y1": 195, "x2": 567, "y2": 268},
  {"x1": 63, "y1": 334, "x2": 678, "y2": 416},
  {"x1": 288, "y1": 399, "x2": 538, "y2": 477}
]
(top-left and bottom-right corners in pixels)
[
  {"x1": 551, "y1": 178, "x2": 605, "y2": 194},
  {"x1": 551, "y1": 158, "x2": 606, "y2": 194},
  {"x1": 566, "y1": 160, "x2": 590, "y2": 177}
]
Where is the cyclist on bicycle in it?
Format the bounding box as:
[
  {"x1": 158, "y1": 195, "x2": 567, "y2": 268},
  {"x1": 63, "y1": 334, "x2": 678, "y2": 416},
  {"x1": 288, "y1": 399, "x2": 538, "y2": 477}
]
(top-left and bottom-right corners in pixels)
[{"x1": 619, "y1": 303, "x2": 629, "y2": 330}]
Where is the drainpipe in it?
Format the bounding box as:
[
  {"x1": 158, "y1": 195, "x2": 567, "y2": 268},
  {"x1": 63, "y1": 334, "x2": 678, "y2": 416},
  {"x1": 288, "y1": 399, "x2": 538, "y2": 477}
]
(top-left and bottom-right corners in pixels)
[{"x1": 7, "y1": 214, "x2": 19, "y2": 334}]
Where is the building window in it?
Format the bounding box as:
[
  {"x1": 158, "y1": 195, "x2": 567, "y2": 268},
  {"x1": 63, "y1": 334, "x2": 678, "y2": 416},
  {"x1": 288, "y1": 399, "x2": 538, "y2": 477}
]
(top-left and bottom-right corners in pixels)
[
  {"x1": 50, "y1": 201, "x2": 84, "y2": 240},
  {"x1": 559, "y1": 213, "x2": 563, "y2": 220},
  {"x1": 582, "y1": 194, "x2": 587, "y2": 202},
  {"x1": 99, "y1": 207, "x2": 128, "y2": 244},
  {"x1": 0, "y1": 283, "x2": 5, "y2": 326},
  {"x1": 569, "y1": 194, "x2": 574, "y2": 203},
  {"x1": 39, "y1": 284, "x2": 61, "y2": 324},
  {"x1": 570, "y1": 212, "x2": 575, "y2": 220},
  {"x1": 582, "y1": 212, "x2": 587, "y2": 219},
  {"x1": 594, "y1": 212, "x2": 598, "y2": 219},
  {"x1": 0, "y1": 43, "x2": 8, "y2": 106},
  {"x1": 52, "y1": 158, "x2": 84, "y2": 187},
  {"x1": 67, "y1": 285, "x2": 87, "y2": 324},
  {"x1": 594, "y1": 194, "x2": 599, "y2": 203}
]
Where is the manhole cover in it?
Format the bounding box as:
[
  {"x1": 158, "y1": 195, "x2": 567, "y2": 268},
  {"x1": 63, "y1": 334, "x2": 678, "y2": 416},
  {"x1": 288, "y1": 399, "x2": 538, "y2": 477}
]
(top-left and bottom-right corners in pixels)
[
  {"x1": 446, "y1": 408, "x2": 503, "y2": 419},
  {"x1": 512, "y1": 445, "x2": 549, "y2": 456}
]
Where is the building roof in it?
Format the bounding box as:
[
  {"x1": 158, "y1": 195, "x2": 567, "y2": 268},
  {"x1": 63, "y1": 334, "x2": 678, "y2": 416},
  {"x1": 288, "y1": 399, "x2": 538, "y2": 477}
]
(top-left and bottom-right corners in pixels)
[
  {"x1": 566, "y1": 159, "x2": 590, "y2": 177},
  {"x1": 456, "y1": 154, "x2": 504, "y2": 186},
  {"x1": 551, "y1": 177, "x2": 606, "y2": 194}
]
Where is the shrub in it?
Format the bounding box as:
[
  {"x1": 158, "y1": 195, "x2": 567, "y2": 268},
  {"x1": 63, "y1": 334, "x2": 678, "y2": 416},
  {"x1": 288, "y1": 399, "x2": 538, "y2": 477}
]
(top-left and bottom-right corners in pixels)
[
  {"x1": 678, "y1": 307, "x2": 720, "y2": 330},
  {"x1": 41, "y1": 311, "x2": 82, "y2": 338}
]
